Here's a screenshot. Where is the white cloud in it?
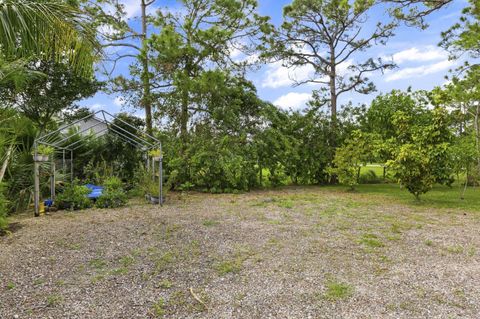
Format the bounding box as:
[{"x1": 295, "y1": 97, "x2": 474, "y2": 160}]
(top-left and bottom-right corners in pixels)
[
  {"x1": 262, "y1": 59, "x2": 354, "y2": 89},
  {"x1": 114, "y1": 96, "x2": 125, "y2": 107},
  {"x1": 273, "y1": 92, "x2": 311, "y2": 111},
  {"x1": 389, "y1": 46, "x2": 448, "y2": 64},
  {"x1": 385, "y1": 59, "x2": 455, "y2": 82},
  {"x1": 90, "y1": 103, "x2": 105, "y2": 111},
  {"x1": 262, "y1": 62, "x2": 315, "y2": 88},
  {"x1": 121, "y1": 0, "x2": 141, "y2": 19}
]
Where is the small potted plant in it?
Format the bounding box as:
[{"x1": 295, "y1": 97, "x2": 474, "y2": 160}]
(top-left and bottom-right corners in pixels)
[
  {"x1": 33, "y1": 145, "x2": 54, "y2": 162},
  {"x1": 148, "y1": 149, "x2": 162, "y2": 161}
]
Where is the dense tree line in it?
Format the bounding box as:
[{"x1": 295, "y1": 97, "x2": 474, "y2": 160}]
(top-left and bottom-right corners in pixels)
[{"x1": 1, "y1": 0, "x2": 479, "y2": 229}]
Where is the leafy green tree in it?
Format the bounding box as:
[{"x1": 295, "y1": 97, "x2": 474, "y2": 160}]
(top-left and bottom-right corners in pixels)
[
  {"x1": 440, "y1": 0, "x2": 479, "y2": 62},
  {"x1": 0, "y1": 60, "x2": 101, "y2": 131},
  {"x1": 329, "y1": 130, "x2": 379, "y2": 190},
  {"x1": 147, "y1": 0, "x2": 270, "y2": 149},
  {"x1": 388, "y1": 107, "x2": 453, "y2": 199}
]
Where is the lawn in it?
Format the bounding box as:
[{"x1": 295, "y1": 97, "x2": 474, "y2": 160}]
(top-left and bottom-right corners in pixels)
[{"x1": 1, "y1": 186, "x2": 480, "y2": 318}]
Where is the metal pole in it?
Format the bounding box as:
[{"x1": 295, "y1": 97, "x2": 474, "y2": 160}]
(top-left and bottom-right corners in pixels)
[
  {"x1": 62, "y1": 150, "x2": 66, "y2": 175},
  {"x1": 34, "y1": 160, "x2": 40, "y2": 217},
  {"x1": 51, "y1": 157, "x2": 56, "y2": 201},
  {"x1": 70, "y1": 150, "x2": 73, "y2": 183},
  {"x1": 159, "y1": 156, "x2": 163, "y2": 206}
]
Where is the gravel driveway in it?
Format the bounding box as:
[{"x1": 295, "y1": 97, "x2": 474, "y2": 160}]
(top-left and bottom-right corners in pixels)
[{"x1": 1, "y1": 187, "x2": 479, "y2": 318}]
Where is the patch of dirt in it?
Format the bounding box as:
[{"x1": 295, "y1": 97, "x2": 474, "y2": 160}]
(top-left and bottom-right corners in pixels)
[
  {"x1": 0, "y1": 222, "x2": 23, "y2": 237},
  {"x1": 1, "y1": 187, "x2": 479, "y2": 318}
]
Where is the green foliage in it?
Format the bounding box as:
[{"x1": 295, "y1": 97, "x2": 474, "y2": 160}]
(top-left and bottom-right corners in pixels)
[
  {"x1": 96, "y1": 176, "x2": 127, "y2": 209},
  {"x1": 36, "y1": 145, "x2": 54, "y2": 156},
  {"x1": 0, "y1": 60, "x2": 100, "y2": 130},
  {"x1": 329, "y1": 130, "x2": 379, "y2": 190},
  {"x1": 358, "y1": 170, "x2": 383, "y2": 184},
  {"x1": 56, "y1": 182, "x2": 91, "y2": 210},
  {"x1": 95, "y1": 189, "x2": 127, "y2": 209},
  {"x1": 388, "y1": 108, "x2": 453, "y2": 199},
  {"x1": 0, "y1": 183, "x2": 8, "y2": 230}
]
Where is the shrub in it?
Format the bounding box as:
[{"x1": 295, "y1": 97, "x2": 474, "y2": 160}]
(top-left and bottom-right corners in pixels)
[
  {"x1": 103, "y1": 176, "x2": 123, "y2": 191},
  {"x1": 96, "y1": 176, "x2": 127, "y2": 208},
  {"x1": 56, "y1": 182, "x2": 92, "y2": 210},
  {"x1": 95, "y1": 189, "x2": 127, "y2": 208}
]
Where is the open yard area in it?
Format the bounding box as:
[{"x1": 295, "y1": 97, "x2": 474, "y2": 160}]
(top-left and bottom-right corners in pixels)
[{"x1": 1, "y1": 185, "x2": 480, "y2": 318}]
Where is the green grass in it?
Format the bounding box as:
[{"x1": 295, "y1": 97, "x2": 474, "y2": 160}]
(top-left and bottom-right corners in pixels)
[
  {"x1": 46, "y1": 294, "x2": 63, "y2": 307},
  {"x1": 324, "y1": 280, "x2": 354, "y2": 300},
  {"x1": 152, "y1": 298, "x2": 166, "y2": 316},
  {"x1": 202, "y1": 219, "x2": 219, "y2": 227},
  {"x1": 88, "y1": 258, "x2": 107, "y2": 270},
  {"x1": 359, "y1": 233, "x2": 385, "y2": 248},
  {"x1": 159, "y1": 279, "x2": 173, "y2": 289},
  {"x1": 215, "y1": 258, "x2": 243, "y2": 275},
  {"x1": 327, "y1": 183, "x2": 480, "y2": 210}
]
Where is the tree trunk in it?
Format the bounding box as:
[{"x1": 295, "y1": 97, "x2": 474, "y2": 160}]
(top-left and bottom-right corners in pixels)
[
  {"x1": 180, "y1": 88, "x2": 189, "y2": 153},
  {"x1": 329, "y1": 75, "x2": 337, "y2": 123},
  {"x1": 475, "y1": 104, "x2": 480, "y2": 176},
  {"x1": 329, "y1": 47, "x2": 337, "y2": 123},
  {"x1": 0, "y1": 143, "x2": 14, "y2": 184},
  {"x1": 141, "y1": 0, "x2": 153, "y2": 136}
]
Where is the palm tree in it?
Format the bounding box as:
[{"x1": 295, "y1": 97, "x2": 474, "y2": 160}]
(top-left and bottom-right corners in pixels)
[{"x1": 0, "y1": 0, "x2": 100, "y2": 77}]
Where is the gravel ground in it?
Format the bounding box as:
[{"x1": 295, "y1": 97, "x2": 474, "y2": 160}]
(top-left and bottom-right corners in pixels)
[{"x1": 1, "y1": 186, "x2": 479, "y2": 318}]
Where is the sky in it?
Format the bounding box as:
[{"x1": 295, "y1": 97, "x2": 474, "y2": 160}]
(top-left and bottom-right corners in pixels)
[{"x1": 81, "y1": 0, "x2": 470, "y2": 116}]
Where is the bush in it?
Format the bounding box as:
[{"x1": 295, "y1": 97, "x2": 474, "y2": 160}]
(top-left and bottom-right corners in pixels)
[
  {"x1": 56, "y1": 182, "x2": 92, "y2": 210},
  {"x1": 103, "y1": 176, "x2": 123, "y2": 191},
  {"x1": 95, "y1": 189, "x2": 127, "y2": 208},
  {"x1": 96, "y1": 176, "x2": 127, "y2": 208}
]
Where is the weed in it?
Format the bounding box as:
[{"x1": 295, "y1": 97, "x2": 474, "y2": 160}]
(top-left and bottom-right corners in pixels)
[
  {"x1": 89, "y1": 258, "x2": 107, "y2": 269},
  {"x1": 6, "y1": 282, "x2": 15, "y2": 290},
  {"x1": 425, "y1": 239, "x2": 434, "y2": 246},
  {"x1": 119, "y1": 255, "x2": 135, "y2": 268},
  {"x1": 33, "y1": 278, "x2": 45, "y2": 286},
  {"x1": 152, "y1": 298, "x2": 166, "y2": 317},
  {"x1": 202, "y1": 220, "x2": 219, "y2": 227},
  {"x1": 277, "y1": 199, "x2": 294, "y2": 209},
  {"x1": 446, "y1": 245, "x2": 463, "y2": 254},
  {"x1": 324, "y1": 280, "x2": 354, "y2": 300},
  {"x1": 155, "y1": 251, "x2": 175, "y2": 272},
  {"x1": 359, "y1": 233, "x2": 384, "y2": 248},
  {"x1": 216, "y1": 258, "x2": 243, "y2": 275},
  {"x1": 46, "y1": 294, "x2": 63, "y2": 307},
  {"x1": 159, "y1": 279, "x2": 173, "y2": 289}
]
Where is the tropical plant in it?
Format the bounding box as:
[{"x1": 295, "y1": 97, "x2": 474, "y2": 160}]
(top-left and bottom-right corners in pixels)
[
  {"x1": 94, "y1": 176, "x2": 127, "y2": 209},
  {"x1": 0, "y1": 0, "x2": 99, "y2": 76},
  {"x1": 56, "y1": 181, "x2": 91, "y2": 210}
]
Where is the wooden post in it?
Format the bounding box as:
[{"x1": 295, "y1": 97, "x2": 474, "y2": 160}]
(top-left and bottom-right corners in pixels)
[{"x1": 34, "y1": 161, "x2": 40, "y2": 217}]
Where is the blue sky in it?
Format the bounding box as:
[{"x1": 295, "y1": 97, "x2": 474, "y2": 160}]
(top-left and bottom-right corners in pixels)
[{"x1": 82, "y1": 0, "x2": 469, "y2": 116}]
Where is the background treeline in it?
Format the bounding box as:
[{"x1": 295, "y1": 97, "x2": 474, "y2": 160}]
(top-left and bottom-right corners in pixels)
[{"x1": 1, "y1": 0, "x2": 479, "y2": 229}]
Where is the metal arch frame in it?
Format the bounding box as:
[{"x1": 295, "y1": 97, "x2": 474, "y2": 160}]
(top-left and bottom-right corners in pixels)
[{"x1": 33, "y1": 109, "x2": 164, "y2": 217}]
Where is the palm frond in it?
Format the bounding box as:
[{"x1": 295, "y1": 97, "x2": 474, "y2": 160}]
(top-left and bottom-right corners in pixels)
[{"x1": 0, "y1": 0, "x2": 100, "y2": 76}]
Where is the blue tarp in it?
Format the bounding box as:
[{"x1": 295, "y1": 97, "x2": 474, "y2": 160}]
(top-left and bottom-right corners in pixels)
[{"x1": 85, "y1": 184, "x2": 104, "y2": 199}]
